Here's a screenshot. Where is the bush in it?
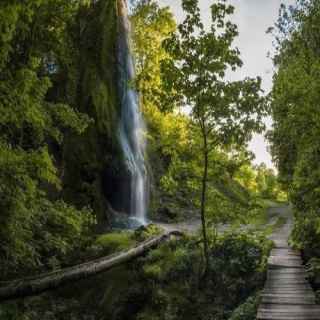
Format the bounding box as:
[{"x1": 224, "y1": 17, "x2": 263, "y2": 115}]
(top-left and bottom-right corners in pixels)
[
  {"x1": 93, "y1": 232, "x2": 134, "y2": 255},
  {"x1": 228, "y1": 294, "x2": 260, "y2": 320},
  {"x1": 204, "y1": 231, "x2": 271, "y2": 313},
  {"x1": 0, "y1": 196, "x2": 96, "y2": 277},
  {"x1": 128, "y1": 231, "x2": 271, "y2": 320},
  {"x1": 133, "y1": 224, "x2": 163, "y2": 242},
  {"x1": 291, "y1": 210, "x2": 320, "y2": 254}
]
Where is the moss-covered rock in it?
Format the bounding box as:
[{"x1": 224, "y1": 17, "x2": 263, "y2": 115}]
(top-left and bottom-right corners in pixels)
[{"x1": 62, "y1": 0, "x2": 129, "y2": 226}]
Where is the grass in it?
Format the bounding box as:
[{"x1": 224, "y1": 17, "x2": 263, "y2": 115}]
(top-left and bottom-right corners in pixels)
[{"x1": 93, "y1": 232, "x2": 135, "y2": 255}]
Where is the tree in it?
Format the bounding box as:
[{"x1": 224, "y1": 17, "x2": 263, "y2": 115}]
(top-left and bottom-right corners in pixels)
[
  {"x1": 131, "y1": 0, "x2": 176, "y2": 112},
  {"x1": 268, "y1": 0, "x2": 320, "y2": 253},
  {"x1": 0, "y1": 0, "x2": 95, "y2": 277},
  {"x1": 162, "y1": 0, "x2": 266, "y2": 271},
  {"x1": 255, "y1": 164, "x2": 278, "y2": 199}
]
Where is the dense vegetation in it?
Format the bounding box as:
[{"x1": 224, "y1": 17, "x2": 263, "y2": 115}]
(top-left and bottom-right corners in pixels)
[
  {"x1": 1, "y1": 229, "x2": 272, "y2": 320},
  {"x1": 0, "y1": 0, "x2": 96, "y2": 278},
  {"x1": 0, "y1": 0, "x2": 289, "y2": 319},
  {"x1": 268, "y1": 0, "x2": 320, "y2": 293}
]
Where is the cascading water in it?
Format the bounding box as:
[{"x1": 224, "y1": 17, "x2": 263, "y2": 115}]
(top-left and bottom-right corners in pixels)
[{"x1": 117, "y1": 0, "x2": 148, "y2": 225}]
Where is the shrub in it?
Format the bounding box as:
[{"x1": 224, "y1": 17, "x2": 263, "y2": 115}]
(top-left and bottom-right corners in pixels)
[
  {"x1": 93, "y1": 232, "x2": 134, "y2": 255},
  {"x1": 228, "y1": 294, "x2": 260, "y2": 320}
]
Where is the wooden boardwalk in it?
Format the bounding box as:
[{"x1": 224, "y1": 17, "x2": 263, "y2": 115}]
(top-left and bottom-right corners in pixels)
[{"x1": 257, "y1": 206, "x2": 320, "y2": 320}]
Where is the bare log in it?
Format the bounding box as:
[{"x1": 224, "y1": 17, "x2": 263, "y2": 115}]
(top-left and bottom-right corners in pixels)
[{"x1": 0, "y1": 231, "x2": 182, "y2": 302}]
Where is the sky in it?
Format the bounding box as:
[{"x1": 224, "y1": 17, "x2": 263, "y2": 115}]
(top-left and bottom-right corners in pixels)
[{"x1": 157, "y1": 0, "x2": 295, "y2": 169}]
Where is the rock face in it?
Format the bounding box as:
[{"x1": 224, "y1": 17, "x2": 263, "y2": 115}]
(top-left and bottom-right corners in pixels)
[{"x1": 62, "y1": 0, "x2": 128, "y2": 227}]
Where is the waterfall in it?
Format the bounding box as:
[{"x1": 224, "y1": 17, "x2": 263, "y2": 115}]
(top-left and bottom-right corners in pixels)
[{"x1": 117, "y1": 0, "x2": 148, "y2": 225}]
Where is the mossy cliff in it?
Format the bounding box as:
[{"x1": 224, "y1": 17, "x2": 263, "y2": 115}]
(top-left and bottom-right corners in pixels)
[{"x1": 62, "y1": 0, "x2": 128, "y2": 227}]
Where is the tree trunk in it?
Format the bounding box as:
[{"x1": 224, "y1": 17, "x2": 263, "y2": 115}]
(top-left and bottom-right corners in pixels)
[
  {"x1": 0, "y1": 230, "x2": 182, "y2": 302},
  {"x1": 200, "y1": 146, "x2": 209, "y2": 274}
]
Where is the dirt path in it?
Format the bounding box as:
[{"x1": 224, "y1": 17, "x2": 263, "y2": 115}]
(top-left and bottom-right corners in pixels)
[
  {"x1": 156, "y1": 218, "x2": 201, "y2": 234},
  {"x1": 156, "y1": 202, "x2": 289, "y2": 235}
]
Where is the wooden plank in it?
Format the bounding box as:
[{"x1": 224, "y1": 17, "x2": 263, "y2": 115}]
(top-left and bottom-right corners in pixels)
[
  {"x1": 261, "y1": 297, "x2": 315, "y2": 305},
  {"x1": 264, "y1": 284, "x2": 311, "y2": 290},
  {"x1": 261, "y1": 295, "x2": 315, "y2": 301},
  {"x1": 268, "y1": 278, "x2": 309, "y2": 287},
  {"x1": 268, "y1": 256, "x2": 303, "y2": 266},
  {"x1": 269, "y1": 256, "x2": 302, "y2": 262},
  {"x1": 269, "y1": 263, "x2": 304, "y2": 269},
  {"x1": 261, "y1": 289, "x2": 315, "y2": 294},
  {"x1": 258, "y1": 305, "x2": 320, "y2": 316},
  {"x1": 261, "y1": 293, "x2": 315, "y2": 298},
  {"x1": 267, "y1": 275, "x2": 308, "y2": 281},
  {"x1": 259, "y1": 305, "x2": 320, "y2": 312},
  {"x1": 258, "y1": 309, "x2": 320, "y2": 316},
  {"x1": 270, "y1": 251, "x2": 301, "y2": 257},
  {"x1": 267, "y1": 272, "x2": 307, "y2": 277},
  {"x1": 257, "y1": 312, "x2": 320, "y2": 320},
  {"x1": 267, "y1": 268, "x2": 307, "y2": 276},
  {"x1": 271, "y1": 249, "x2": 300, "y2": 256},
  {"x1": 262, "y1": 292, "x2": 314, "y2": 296}
]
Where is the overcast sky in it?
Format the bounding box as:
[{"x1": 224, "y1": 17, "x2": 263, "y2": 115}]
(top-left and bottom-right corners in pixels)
[{"x1": 157, "y1": 0, "x2": 296, "y2": 169}]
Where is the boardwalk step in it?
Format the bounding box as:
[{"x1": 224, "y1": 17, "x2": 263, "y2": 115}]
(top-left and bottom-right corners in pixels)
[
  {"x1": 257, "y1": 313, "x2": 320, "y2": 320},
  {"x1": 268, "y1": 257, "x2": 303, "y2": 266},
  {"x1": 259, "y1": 305, "x2": 320, "y2": 311},
  {"x1": 262, "y1": 292, "x2": 314, "y2": 296},
  {"x1": 266, "y1": 280, "x2": 309, "y2": 285},
  {"x1": 267, "y1": 271, "x2": 307, "y2": 277},
  {"x1": 267, "y1": 276, "x2": 308, "y2": 281},
  {"x1": 261, "y1": 297, "x2": 315, "y2": 305},
  {"x1": 271, "y1": 249, "x2": 301, "y2": 255},
  {"x1": 269, "y1": 264, "x2": 304, "y2": 269},
  {"x1": 264, "y1": 284, "x2": 311, "y2": 290},
  {"x1": 258, "y1": 306, "x2": 320, "y2": 318}
]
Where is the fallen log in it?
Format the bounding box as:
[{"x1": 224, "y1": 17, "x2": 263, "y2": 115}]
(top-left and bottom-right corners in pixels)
[{"x1": 0, "y1": 230, "x2": 182, "y2": 302}]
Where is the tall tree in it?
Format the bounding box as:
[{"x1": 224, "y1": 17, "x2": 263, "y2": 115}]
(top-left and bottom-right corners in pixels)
[
  {"x1": 162, "y1": 0, "x2": 266, "y2": 271},
  {"x1": 131, "y1": 0, "x2": 176, "y2": 112},
  {"x1": 268, "y1": 0, "x2": 320, "y2": 253}
]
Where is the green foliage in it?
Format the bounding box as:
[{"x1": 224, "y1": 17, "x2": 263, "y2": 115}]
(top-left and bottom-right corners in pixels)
[
  {"x1": 131, "y1": 231, "x2": 270, "y2": 320},
  {"x1": 163, "y1": 0, "x2": 266, "y2": 148},
  {"x1": 307, "y1": 257, "x2": 320, "y2": 281},
  {"x1": 228, "y1": 294, "x2": 260, "y2": 320},
  {"x1": 0, "y1": 230, "x2": 271, "y2": 320},
  {"x1": 0, "y1": 0, "x2": 98, "y2": 278},
  {"x1": 212, "y1": 231, "x2": 272, "y2": 274},
  {"x1": 161, "y1": 0, "x2": 267, "y2": 267},
  {"x1": 268, "y1": 0, "x2": 320, "y2": 259},
  {"x1": 235, "y1": 163, "x2": 286, "y2": 201},
  {"x1": 291, "y1": 209, "x2": 320, "y2": 253},
  {"x1": 133, "y1": 223, "x2": 163, "y2": 241},
  {"x1": 37, "y1": 201, "x2": 95, "y2": 265},
  {"x1": 94, "y1": 232, "x2": 134, "y2": 255},
  {"x1": 0, "y1": 295, "x2": 95, "y2": 320},
  {"x1": 62, "y1": 0, "x2": 122, "y2": 222},
  {"x1": 88, "y1": 224, "x2": 163, "y2": 258},
  {"x1": 131, "y1": 0, "x2": 270, "y2": 235},
  {"x1": 131, "y1": 0, "x2": 177, "y2": 112}
]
